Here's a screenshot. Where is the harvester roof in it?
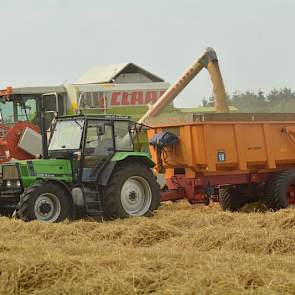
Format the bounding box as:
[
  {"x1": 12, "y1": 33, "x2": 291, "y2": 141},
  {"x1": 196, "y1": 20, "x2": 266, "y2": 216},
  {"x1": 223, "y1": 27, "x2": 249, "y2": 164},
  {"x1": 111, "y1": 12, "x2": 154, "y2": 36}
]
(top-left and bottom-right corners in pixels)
[
  {"x1": 0, "y1": 86, "x2": 66, "y2": 99},
  {"x1": 75, "y1": 63, "x2": 165, "y2": 84}
]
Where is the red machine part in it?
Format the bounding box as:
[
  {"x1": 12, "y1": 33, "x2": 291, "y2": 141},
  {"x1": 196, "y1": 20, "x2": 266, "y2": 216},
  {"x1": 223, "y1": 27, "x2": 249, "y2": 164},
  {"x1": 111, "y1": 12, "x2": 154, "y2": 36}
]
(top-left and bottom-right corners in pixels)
[
  {"x1": 0, "y1": 121, "x2": 40, "y2": 163},
  {"x1": 287, "y1": 184, "x2": 295, "y2": 205},
  {"x1": 160, "y1": 173, "x2": 269, "y2": 203},
  {"x1": 0, "y1": 123, "x2": 11, "y2": 162}
]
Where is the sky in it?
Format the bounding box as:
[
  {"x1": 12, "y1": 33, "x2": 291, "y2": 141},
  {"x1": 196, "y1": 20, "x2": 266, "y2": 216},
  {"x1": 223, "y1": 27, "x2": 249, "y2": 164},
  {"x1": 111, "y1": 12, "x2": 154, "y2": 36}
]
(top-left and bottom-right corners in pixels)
[{"x1": 0, "y1": 0, "x2": 294, "y2": 107}]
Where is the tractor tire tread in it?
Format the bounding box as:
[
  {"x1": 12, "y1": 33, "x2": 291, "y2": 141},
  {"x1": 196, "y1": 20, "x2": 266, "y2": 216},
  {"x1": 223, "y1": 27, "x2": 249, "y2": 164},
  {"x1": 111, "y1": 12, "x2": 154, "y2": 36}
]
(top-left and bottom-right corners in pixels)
[
  {"x1": 16, "y1": 180, "x2": 72, "y2": 222},
  {"x1": 219, "y1": 185, "x2": 247, "y2": 211},
  {"x1": 264, "y1": 170, "x2": 295, "y2": 210},
  {"x1": 102, "y1": 161, "x2": 160, "y2": 219}
]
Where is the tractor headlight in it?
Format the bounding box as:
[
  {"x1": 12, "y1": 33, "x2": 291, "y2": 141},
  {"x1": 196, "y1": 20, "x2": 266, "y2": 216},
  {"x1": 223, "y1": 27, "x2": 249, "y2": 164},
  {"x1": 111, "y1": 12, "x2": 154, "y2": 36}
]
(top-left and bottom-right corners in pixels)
[
  {"x1": 5, "y1": 179, "x2": 21, "y2": 189},
  {"x1": 2, "y1": 164, "x2": 21, "y2": 189}
]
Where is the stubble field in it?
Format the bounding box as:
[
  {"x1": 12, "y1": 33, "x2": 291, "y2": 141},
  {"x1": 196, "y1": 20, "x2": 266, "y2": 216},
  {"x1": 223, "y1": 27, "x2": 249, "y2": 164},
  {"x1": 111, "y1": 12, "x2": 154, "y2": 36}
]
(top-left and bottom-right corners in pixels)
[{"x1": 1, "y1": 202, "x2": 295, "y2": 294}]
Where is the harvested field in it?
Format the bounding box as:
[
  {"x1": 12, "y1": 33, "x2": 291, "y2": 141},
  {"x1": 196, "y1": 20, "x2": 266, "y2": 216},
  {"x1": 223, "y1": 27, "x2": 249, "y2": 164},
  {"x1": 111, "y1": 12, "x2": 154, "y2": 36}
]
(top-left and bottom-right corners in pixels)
[{"x1": 1, "y1": 202, "x2": 295, "y2": 294}]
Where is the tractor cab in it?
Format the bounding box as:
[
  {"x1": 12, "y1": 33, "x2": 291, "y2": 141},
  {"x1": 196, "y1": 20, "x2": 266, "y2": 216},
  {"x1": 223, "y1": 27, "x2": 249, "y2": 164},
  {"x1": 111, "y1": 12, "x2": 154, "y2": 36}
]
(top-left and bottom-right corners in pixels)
[{"x1": 47, "y1": 115, "x2": 145, "y2": 182}]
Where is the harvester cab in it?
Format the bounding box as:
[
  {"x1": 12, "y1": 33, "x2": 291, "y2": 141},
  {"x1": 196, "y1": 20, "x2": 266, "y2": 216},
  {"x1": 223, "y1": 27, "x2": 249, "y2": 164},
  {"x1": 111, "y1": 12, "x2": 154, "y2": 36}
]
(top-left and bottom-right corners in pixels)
[
  {"x1": 0, "y1": 88, "x2": 66, "y2": 162},
  {"x1": 1, "y1": 114, "x2": 160, "y2": 222}
]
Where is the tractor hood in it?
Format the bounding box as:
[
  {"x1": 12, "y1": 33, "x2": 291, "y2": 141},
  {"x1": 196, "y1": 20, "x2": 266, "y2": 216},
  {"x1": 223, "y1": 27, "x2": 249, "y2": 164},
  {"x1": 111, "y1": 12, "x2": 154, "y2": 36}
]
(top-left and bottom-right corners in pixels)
[
  {"x1": 2, "y1": 159, "x2": 73, "y2": 189},
  {"x1": 21, "y1": 159, "x2": 72, "y2": 178}
]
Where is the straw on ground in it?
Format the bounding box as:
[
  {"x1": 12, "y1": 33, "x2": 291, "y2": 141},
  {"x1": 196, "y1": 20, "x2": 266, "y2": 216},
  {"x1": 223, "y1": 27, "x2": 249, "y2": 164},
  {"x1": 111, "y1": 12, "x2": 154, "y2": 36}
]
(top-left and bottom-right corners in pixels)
[{"x1": 1, "y1": 202, "x2": 295, "y2": 294}]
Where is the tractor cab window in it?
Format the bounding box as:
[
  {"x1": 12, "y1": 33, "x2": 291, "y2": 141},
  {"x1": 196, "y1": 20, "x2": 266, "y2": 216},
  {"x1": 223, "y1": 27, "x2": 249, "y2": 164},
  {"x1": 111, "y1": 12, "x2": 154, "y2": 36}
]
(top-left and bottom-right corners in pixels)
[
  {"x1": 82, "y1": 121, "x2": 114, "y2": 179},
  {"x1": 48, "y1": 119, "x2": 84, "y2": 151},
  {"x1": 114, "y1": 121, "x2": 133, "y2": 151},
  {"x1": 85, "y1": 121, "x2": 114, "y2": 157}
]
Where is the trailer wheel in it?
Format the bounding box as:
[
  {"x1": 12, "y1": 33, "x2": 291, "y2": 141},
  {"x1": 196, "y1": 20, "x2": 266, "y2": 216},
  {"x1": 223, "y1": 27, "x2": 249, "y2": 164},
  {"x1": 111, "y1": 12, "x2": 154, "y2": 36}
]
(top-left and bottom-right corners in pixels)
[
  {"x1": 16, "y1": 181, "x2": 72, "y2": 222},
  {"x1": 102, "y1": 162, "x2": 160, "y2": 219},
  {"x1": 219, "y1": 185, "x2": 248, "y2": 211},
  {"x1": 264, "y1": 170, "x2": 295, "y2": 210}
]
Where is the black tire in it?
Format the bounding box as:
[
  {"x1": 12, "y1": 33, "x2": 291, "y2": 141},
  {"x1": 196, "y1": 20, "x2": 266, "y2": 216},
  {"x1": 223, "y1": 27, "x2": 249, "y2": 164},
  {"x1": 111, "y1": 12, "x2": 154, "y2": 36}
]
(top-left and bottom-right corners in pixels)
[
  {"x1": 219, "y1": 185, "x2": 248, "y2": 211},
  {"x1": 0, "y1": 205, "x2": 15, "y2": 217},
  {"x1": 16, "y1": 181, "x2": 72, "y2": 222},
  {"x1": 263, "y1": 170, "x2": 295, "y2": 210},
  {"x1": 102, "y1": 162, "x2": 160, "y2": 219},
  {"x1": 0, "y1": 198, "x2": 18, "y2": 217}
]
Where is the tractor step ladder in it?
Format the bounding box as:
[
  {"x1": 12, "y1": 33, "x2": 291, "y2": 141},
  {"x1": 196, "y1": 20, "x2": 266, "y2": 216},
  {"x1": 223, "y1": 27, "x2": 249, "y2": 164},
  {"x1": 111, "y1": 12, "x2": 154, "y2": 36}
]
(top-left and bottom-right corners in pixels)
[{"x1": 82, "y1": 184, "x2": 103, "y2": 217}]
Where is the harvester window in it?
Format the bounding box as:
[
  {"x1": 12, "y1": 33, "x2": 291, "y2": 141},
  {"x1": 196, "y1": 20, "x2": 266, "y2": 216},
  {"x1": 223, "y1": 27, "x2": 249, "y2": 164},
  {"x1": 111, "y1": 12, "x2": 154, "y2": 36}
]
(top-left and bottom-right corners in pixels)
[
  {"x1": 0, "y1": 101, "x2": 14, "y2": 123},
  {"x1": 17, "y1": 98, "x2": 37, "y2": 121},
  {"x1": 43, "y1": 94, "x2": 58, "y2": 112},
  {"x1": 80, "y1": 92, "x2": 102, "y2": 109},
  {"x1": 0, "y1": 97, "x2": 37, "y2": 124}
]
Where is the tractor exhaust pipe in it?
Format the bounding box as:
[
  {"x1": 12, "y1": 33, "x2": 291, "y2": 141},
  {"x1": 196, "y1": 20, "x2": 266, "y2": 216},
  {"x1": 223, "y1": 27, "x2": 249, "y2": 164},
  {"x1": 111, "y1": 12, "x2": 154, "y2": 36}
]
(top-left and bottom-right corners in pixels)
[
  {"x1": 40, "y1": 95, "x2": 49, "y2": 159},
  {"x1": 138, "y1": 47, "x2": 229, "y2": 124}
]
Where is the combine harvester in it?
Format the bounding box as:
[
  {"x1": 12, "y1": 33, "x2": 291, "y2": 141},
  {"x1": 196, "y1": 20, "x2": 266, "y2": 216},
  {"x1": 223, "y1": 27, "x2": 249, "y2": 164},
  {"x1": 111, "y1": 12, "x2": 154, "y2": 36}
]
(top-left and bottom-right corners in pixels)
[{"x1": 0, "y1": 63, "x2": 170, "y2": 161}]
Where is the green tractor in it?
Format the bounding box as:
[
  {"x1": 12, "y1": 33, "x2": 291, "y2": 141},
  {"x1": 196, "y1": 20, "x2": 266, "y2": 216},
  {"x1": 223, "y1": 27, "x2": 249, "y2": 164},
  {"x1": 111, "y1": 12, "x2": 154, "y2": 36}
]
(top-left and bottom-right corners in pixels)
[{"x1": 0, "y1": 114, "x2": 160, "y2": 222}]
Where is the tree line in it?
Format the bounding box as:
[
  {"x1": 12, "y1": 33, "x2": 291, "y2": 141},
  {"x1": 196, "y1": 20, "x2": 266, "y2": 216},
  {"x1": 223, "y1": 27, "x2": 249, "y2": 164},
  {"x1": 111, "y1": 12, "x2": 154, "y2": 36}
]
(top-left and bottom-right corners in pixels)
[{"x1": 202, "y1": 88, "x2": 295, "y2": 112}]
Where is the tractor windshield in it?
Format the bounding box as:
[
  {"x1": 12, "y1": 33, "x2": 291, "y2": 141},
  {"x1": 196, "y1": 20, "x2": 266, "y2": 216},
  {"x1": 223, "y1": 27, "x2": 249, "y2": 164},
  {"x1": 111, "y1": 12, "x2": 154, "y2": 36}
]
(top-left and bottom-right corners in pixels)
[{"x1": 48, "y1": 119, "x2": 84, "y2": 150}]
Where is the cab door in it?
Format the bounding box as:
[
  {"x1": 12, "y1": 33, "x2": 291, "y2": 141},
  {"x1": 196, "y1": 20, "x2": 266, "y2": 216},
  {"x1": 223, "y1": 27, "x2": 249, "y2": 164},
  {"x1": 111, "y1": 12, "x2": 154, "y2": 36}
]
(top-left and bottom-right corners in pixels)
[{"x1": 82, "y1": 120, "x2": 114, "y2": 181}]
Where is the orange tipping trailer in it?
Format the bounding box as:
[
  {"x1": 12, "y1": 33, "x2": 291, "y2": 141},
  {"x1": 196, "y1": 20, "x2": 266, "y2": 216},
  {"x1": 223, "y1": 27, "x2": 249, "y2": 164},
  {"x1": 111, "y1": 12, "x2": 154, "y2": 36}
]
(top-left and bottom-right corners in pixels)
[{"x1": 148, "y1": 113, "x2": 295, "y2": 211}]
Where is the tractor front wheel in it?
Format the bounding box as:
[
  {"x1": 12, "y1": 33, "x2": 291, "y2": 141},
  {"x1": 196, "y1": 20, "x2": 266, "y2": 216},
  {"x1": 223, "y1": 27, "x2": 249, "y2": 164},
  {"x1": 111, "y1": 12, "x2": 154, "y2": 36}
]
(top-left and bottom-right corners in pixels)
[
  {"x1": 16, "y1": 181, "x2": 72, "y2": 222},
  {"x1": 102, "y1": 162, "x2": 160, "y2": 219}
]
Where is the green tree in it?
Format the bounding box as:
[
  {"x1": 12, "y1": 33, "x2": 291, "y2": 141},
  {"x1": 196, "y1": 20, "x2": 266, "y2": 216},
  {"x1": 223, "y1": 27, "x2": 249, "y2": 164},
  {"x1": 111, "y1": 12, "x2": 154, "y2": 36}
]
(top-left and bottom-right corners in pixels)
[{"x1": 201, "y1": 88, "x2": 295, "y2": 113}]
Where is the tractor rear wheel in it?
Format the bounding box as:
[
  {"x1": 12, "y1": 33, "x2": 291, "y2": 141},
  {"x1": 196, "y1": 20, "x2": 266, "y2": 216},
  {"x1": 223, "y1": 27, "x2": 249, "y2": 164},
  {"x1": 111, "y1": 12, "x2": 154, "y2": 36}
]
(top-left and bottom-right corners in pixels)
[
  {"x1": 16, "y1": 181, "x2": 72, "y2": 222},
  {"x1": 219, "y1": 185, "x2": 248, "y2": 211},
  {"x1": 102, "y1": 162, "x2": 160, "y2": 219},
  {"x1": 264, "y1": 170, "x2": 295, "y2": 210}
]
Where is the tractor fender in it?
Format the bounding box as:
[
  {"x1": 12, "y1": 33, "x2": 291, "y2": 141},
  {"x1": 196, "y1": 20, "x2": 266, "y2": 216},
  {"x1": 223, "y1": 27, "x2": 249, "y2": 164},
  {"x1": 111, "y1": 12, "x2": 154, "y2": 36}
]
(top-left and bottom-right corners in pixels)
[
  {"x1": 97, "y1": 155, "x2": 155, "y2": 186},
  {"x1": 111, "y1": 152, "x2": 155, "y2": 168},
  {"x1": 97, "y1": 161, "x2": 116, "y2": 186}
]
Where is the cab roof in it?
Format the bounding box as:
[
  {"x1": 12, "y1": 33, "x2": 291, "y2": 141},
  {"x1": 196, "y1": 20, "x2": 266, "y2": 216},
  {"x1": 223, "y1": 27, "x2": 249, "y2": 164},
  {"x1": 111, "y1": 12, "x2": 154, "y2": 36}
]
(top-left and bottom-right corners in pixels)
[{"x1": 56, "y1": 113, "x2": 131, "y2": 121}]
